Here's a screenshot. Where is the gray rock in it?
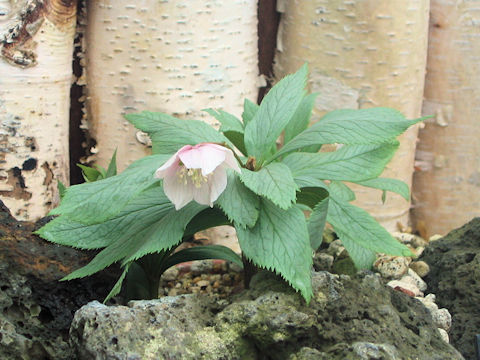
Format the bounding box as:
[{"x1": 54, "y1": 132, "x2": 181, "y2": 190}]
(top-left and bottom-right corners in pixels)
[
  {"x1": 313, "y1": 252, "x2": 334, "y2": 272},
  {"x1": 420, "y1": 217, "x2": 480, "y2": 359},
  {"x1": 70, "y1": 271, "x2": 464, "y2": 360}
]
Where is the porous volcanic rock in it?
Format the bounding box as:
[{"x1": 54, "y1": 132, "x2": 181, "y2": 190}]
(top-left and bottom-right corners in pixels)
[
  {"x1": 420, "y1": 217, "x2": 480, "y2": 360},
  {"x1": 70, "y1": 271, "x2": 463, "y2": 360},
  {"x1": 0, "y1": 201, "x2": 120, "y2": 360}
]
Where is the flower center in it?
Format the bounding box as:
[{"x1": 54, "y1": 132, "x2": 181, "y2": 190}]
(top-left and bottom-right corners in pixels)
[{"x1": 177, "y1": 166, "x2": 209, "y2": 188}]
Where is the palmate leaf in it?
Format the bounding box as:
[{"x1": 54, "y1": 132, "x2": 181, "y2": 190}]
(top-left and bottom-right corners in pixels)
[
  {"x1": 272, "y1": 108, "x2": 425, "y2": 160},
  {"x1": 283, "y1": 142, "x2": 398, "y2": 187},
  {"x1": 125, "y1": 111, "x2": 232, "y2": 154},
  {"x1": 239, "y1": 163, "x2": 298, "y2": 210},
  {"x1": 244, "y1": 64, "x2": 307, "y2": 164},
  {"x1": 48, "y1": 154, "x2": 169, "y2": 223},
  {"x1": 235, "y1": 199, "x2": 313, "y2": 302},
  {"x1": 327, "y1": 196, "x2": 413, "y2": 266},
  {"x1": 216, "y1": 171, "x2": 260, "y2": 228},
  {"x1": 57, "y1": 189, "x2": 205, "y2": 280}
]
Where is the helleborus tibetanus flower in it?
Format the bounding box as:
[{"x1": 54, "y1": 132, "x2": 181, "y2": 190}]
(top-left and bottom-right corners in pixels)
[{"x1": 155, "y1": 143, "x2": 241, "y2": 210}]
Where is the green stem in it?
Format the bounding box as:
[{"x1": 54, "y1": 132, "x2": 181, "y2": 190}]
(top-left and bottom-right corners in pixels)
[{"x1": 242, "y1": 254, "x2": 258, "y2": 289}]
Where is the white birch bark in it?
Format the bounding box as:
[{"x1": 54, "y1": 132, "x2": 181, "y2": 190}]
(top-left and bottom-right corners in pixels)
[
  {"x1": 412, "y1": 0, "x2": 480, "y2": 237},
  {"x1": 0, "y1": 0, "x2": 76, "y2": 220},
  {"x1": 275, "y1": 0, "x2": 429, "y2": 231},
  {"x1": 85, "y1": 0, "x2": 259, "y2": 171}
]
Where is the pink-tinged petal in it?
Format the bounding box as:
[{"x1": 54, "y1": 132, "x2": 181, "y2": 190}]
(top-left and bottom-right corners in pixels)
[
  {"x1": 207, "y1": 167, "x2": 228, "y2": 205},
  {"x1": 192, "y1": 181, "x2": 212, "y2": 207},
  {"x1": 222, "y1": 148, "x2": 241, "y2": 173},
  {"x1": 179, "y1": 143, "x2": 226, "y2": 176},
  {"x1": 154, "y1": 147, "x2": 187, "y2": 179},
  {"x1": 155, "y1": 159, "x2": 180, "y2": 179},
  {"x1": 163, "y1": 174, "x2": 194, "y2": 210}
]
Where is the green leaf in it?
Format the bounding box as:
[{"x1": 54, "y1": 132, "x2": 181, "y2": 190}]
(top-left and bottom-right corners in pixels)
[
  {"x1": 283, "y1": 142, "x2": 398, "y2": 187},
  {"x1": 307, "y1": 197, "x2": 329, "y2": 251},
  {"x1": 103, "y1": 263, "x2": 131, "y2": 303},
  {"x1": 335, "y1": 231, "x2": 377, "y2": 269},
  {"x1": 204, "y1": 108, "x2": 244, "y2": 133},
  {"x1": 58, "y1": 190, "x2": 205, "y2": 280},
  {"x1": 328, "y1": 181, "x2": 355, "y2": 202},
  {"x1": 216, "y1": 171, "x2": 260, "y2": 228},
  {"x1": 37, "y1": 186, "x2": 170, "y2": 250},
  {"x1": 296, "y1": 186, "x2": 329, "y2": 209},
  {"x1": 354, "y1": 178, "x2": 410, "y2": 201},
  {"x1": 273, "y1": 108, "x2": 425, "y2": 160},
  {"x1": 244, "y1": 64, "x2": 308, "y2": 163},
  {"x1": 242, "y1": 99, "x2": 259, "y2": 126},
  {"x1": 47, "y1": 154, "x2": 168, "y2": 223},
  {"x1": 161, "y1": 245, "x2": 243, "y2": 271},
  {"x1": 284, "y1": 93, "x2": 318, "y2": 144},
  {"x1": 57, "y1": 181, "x2": 66, "y2": 199},
  {"x1": 204, "y1": 109, "x2": 247, "y2": 154},
  {"x1": 105, "y1": 149, "x2": 118, "y2": 178},
  {"x1": 327, "y1": 196, "x2": 412, "y2": 259},
  {"x1": 77, "y1": 164, "x2": 102, "y2": 183},
  {"x1": 236, "y1": 199, "x2": 313, "y2": 302},
  {"x1": 125, "y1": 111, "x2": 231, "y2": 154},
  {"x1": 295, "y1": 187, "x2": 329, "y2": 251},
  {"x1": 184, "y1": 207, "x2": 230, "y2": 237},
  {"x1": 239, "y1": 163, "x2": 298, "y2": 210}
]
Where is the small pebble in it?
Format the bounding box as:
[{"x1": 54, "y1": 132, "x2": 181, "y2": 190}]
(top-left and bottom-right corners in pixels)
[
  {"x1": 437, "y1": 328, "x2": 449, "y2": 343},
  {"x1": 387, "y1": 280, "x2": 423, "y2": 297},
  {"x1": 413, "y1": 246, "x2": 425, "y2": 257},
  {"x1": 190, "y1": 260, "x2": 214, "y2": 275},
  {"x1": 430, "y1": 308, "x2": 452, "y2": 332},
  {"x1": 392, "y1": 232, "x2": 428, "y2": 248},
  {"x1": 415, "y1": 295, "x2": 439, "y2": 312},
  {"x1": 375, "y1": 256, "x2": 410, "y2": 279},
  {"x1": 168, "y1": 289, "x2": 178, "y2": 296},
  {"x1": 197, "y1": 280, "x2": 210, "y2": 289},
  {"x1": 409, "y1": 261, "x2": 430, "y2": 278},
  {"x1": 162, "y1": 267, "x2": 179, "y2": 282},
  {"x1": 402, "y1": 269, "x2": 427, "y2": 292}
]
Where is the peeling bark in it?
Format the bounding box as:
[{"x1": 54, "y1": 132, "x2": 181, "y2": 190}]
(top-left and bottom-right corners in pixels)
[
  {"x1": 274, "y1": 0, "x2": 429, "y2": 231},
  {"x1": 412, "y1": 0, "x2": 480, "y2": 237},
  {"x1": 84, "y1": 0, "x2": 259, "y2": 171},
  {"x1": 0, "y1": 0, "x2": 77, "y2": 220}
]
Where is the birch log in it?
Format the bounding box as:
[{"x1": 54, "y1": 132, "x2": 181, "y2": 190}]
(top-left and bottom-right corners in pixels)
[
  {"x1": 274, "y1": 0, "x2": 429, "y2": 231},
  {"x1": 412, "y1": 0, "x2": 480, "y2": 238},
  {"x1": 0, "y1": 0, "x2": 76, "y2": 220},
  {"x1": 85, "y1": 0, "x2": 259, "y2": 171}
]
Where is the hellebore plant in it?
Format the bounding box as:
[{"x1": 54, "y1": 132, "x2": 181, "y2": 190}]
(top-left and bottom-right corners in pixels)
[{"x1": 37, "y1": 64, "x2": 424, "y2": 303}]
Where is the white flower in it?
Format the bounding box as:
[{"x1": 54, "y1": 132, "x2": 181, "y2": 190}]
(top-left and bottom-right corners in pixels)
[{"x1": 155, "y1": 143, "x2": 241, "y2": 210}]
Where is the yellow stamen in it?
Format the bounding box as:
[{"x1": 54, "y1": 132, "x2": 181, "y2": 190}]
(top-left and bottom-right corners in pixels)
[{"x1": 177, "y1": 166, "x2": 208, "y2": 188}]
